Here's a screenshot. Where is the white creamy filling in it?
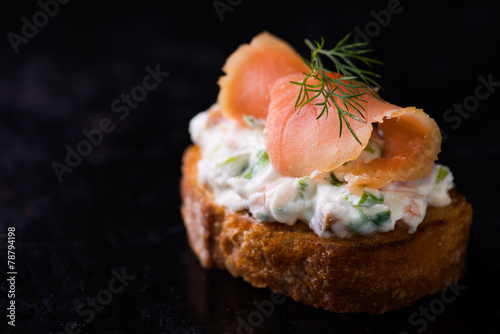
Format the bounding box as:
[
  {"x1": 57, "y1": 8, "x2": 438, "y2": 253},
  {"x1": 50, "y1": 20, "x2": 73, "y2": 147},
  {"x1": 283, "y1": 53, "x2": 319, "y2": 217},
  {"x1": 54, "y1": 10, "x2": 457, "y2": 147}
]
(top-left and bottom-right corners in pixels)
[{"x1": 189, "y1": 107, "x2": 454, "y2": 238}]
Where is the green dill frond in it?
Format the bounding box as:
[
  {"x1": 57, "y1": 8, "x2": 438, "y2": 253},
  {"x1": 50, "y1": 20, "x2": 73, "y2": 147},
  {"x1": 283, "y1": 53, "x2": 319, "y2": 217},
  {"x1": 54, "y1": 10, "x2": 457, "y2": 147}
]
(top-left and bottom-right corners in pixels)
[{"x1": 290, "y1": 34, "x2": 383, "y2": 145}]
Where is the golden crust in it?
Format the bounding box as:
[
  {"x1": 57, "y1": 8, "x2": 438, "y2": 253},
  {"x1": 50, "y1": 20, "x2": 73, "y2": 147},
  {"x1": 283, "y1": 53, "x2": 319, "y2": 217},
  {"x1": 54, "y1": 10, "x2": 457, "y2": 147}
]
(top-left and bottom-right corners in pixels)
[{"x1": 180, "y1": 145, "x2": 473, "y2": 314}]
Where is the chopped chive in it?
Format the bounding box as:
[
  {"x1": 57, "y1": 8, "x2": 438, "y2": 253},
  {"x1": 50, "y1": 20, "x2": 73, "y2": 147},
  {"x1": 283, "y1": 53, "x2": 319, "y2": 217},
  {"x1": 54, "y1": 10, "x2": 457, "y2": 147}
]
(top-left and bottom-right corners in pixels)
[
  {"x1": 349, "y1": 209, "x2": 391, "y2": 234},
  {"x1": 244, "y1": 150, "x2": 270, "y2": 179},
  {"x1": 243, "y1": 114, "x2": 263, "y2": 129},
  {"x1": 329, "y1": 172, "x2": 344, "y2": 187},
  {"x1": 363, "y1": 140, "x2": 383, "y2": 156},
  {"x1": 348, "y1": 210, "x2": 370, "y2": 235},
  {"x1": 212, "y1": 143, "x2": 222, "y2": 154},
  {"x1": 363, "y1": 143, "x2": 375, "y2": 154},
  {"x1": 221, "y1": 156, "x2": 237, "y2": 165},
  {"x1": 356, "y1": 191, "x2": 384, "y2": 207},
  {"x1": 298, "y1": 177, "x2": 309, "y2": 199},
  {"x1": 220, "y1": 155, "x2": 249, "y2": 177},
  {"x1": 435, "y1": 166, "x2": 450, "y2": 184},
  {"x1": 372, "y1": 211, "x2": 391, "y2": 225},
  {"x1": 348, "y1": 222, "x2": 362, "y2": 235},
  {"x1": 256, "y1": 212, "x2": 272, "y2": 221}
]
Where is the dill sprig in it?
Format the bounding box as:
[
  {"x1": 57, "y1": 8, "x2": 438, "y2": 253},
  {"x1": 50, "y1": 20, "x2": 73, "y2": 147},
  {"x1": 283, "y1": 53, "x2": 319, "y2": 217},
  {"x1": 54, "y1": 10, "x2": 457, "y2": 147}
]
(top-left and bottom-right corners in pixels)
[{"x1": 290, "y1": 34, "x2": 383, "y2": 144}]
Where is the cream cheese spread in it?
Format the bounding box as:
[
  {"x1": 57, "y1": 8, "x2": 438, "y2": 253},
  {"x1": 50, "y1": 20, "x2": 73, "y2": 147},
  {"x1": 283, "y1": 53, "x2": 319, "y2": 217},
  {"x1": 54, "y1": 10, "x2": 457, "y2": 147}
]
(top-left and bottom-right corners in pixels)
[{"x1": 189, "y1": 105, "x2": 454, "y2": 238}]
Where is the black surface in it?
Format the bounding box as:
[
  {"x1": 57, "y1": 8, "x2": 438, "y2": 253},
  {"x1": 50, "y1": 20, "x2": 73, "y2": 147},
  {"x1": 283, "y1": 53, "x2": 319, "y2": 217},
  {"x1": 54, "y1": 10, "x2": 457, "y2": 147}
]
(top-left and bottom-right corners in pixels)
[{"x1": 0, "y1": 0, "x2": 499, "y2": 333}]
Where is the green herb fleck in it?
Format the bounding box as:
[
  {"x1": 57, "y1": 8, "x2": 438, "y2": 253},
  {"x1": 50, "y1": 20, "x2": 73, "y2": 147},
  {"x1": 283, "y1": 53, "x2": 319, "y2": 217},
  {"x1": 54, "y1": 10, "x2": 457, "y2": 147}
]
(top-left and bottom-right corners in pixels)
[
  {"x1": 329, "y1": 172, "x2": 344, "y2": 187},
  {"x1": 363, "y1": 140, "x2": 383, "y2": 156},
  {"x1": 256, "y1": 212, "x2": 272, "y2": 221},
  {"x1": 348, "y1": 222, "x2": 362, "y2": 235},
  {"x1": 243, "y1": 114, "x2": 263, "y2": 129},
  {"x1": 363, "y1": 144, "x2": 374, "y2": 154},
  {"x1": 356, "y1": 192, "x2": 384, "y2": 207},
  {"x1": 244, "y1": 150, "x2": 270, "y2": 179},
  {"x1": 435, "y1": 166, "x2": 450, "y2": 184},
  {"x1": 220, "y1": 155, "x2": 249, "y2": 177},
  {"x1": 298, "y1": 177, "x2": 309, "y2": 199},
  {"x1": 348, "y1": 210, "x2": 371, "y2": 235},
  {"x1": 212, "y1": 143, "x2": 222, "y2": 154},
  {"x1": 349, "y1": 209, "x2": 392, "y2": 234},
  {"x1": 372, "y1": 211, "x2": 391, "y2": 226}
]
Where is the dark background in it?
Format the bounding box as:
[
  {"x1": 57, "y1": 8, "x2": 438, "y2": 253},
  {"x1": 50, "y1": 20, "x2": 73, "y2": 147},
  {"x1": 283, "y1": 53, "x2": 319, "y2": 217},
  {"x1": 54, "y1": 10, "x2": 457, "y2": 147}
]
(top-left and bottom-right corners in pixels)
[{"x1": 0, "y1": 0, "x2": 499, "y2": 333}]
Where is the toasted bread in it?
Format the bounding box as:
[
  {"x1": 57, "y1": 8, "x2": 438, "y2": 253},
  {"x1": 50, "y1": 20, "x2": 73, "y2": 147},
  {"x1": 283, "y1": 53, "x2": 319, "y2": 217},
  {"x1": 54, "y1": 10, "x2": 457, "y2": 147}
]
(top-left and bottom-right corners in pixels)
[{"x1": 180, "y1": 145, "x2": 473, "y2": 314}]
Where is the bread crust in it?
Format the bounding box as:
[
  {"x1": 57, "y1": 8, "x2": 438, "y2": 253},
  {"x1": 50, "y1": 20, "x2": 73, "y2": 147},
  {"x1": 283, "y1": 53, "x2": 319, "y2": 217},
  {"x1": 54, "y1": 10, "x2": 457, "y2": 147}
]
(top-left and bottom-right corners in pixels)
[{"x1": 180, "y1": 145, "x2": 473, "y2": 314}]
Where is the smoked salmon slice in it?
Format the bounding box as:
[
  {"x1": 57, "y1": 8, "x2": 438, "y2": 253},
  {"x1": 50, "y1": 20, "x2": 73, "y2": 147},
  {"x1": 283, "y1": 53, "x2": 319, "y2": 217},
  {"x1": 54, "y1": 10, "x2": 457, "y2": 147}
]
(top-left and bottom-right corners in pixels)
[
  {"x1": 217, "y1": 31, "x2": 442, "y2": 192},
  {"x1": 266, "y1": 73, "x2": 374, "y2": 177},
  {"x1": 265, "y1": 73, "x2": 441, "y2": 193},
  {"x1": 217, "y1": 32, "x2": 308, "y2": 126},
  {"x1": 337, "y1": 107, "x2": 442, "y2": 192}
]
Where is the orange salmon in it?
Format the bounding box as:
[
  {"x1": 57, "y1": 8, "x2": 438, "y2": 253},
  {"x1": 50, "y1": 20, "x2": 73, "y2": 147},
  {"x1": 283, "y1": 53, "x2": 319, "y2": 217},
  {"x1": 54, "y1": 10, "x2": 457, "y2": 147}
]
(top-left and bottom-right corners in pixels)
[
  {"x1": 217, "y1": 32, "x2": 441, "y2": 192},
  {"x1": 265, "y1": 73, "x2": 441, "y2": 193},
  {"x1": 217, "y1": 32, "x2": 308, "y2": 126}
]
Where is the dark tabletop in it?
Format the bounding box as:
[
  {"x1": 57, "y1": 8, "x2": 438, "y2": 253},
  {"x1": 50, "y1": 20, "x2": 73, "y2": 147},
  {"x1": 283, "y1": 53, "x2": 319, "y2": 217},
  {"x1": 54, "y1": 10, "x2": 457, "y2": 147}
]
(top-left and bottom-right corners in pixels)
[{"x1": 0, "y1": 0, "x2": 499, "y2": 333}]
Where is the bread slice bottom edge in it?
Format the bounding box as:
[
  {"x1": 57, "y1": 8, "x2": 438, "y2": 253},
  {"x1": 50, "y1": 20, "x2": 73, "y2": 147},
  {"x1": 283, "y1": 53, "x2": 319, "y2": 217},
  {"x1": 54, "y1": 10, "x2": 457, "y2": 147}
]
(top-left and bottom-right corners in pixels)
[{"x1": 180, "y1": 145, "x2": 473, "y2": 314}]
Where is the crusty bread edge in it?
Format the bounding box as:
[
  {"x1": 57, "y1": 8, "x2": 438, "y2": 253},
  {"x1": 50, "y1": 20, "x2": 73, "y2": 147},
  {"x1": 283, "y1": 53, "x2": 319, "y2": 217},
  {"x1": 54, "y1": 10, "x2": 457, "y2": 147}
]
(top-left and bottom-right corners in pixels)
[{"x1": 180, "y1": 145, "x2": 473, "y2": 314}]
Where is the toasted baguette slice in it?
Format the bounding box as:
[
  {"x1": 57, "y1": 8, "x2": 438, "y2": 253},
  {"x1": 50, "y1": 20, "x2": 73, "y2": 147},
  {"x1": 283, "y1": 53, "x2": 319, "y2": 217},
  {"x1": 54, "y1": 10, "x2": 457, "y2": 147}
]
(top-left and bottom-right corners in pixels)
[{"x1": 180, "y1": 145, "x2": 473, "y2": 314}]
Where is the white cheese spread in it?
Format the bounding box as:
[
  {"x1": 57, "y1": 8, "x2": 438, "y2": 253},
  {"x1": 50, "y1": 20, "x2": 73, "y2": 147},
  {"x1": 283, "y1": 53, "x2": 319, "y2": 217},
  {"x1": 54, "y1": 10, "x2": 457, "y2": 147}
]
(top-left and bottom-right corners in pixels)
[{"x1": 189, "y1": 105, "x2": 454, "y2": 238}]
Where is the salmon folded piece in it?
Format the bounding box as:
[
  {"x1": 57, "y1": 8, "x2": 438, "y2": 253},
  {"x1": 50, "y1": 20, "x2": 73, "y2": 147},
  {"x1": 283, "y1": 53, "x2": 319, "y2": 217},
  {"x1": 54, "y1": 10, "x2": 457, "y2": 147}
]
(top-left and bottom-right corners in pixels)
[
  {"x1": 338, "y1": 106, "x2": 442, "y2": 192},
  {"x1": 217, "y1": 31, "x2": 441, "y2": 192},
  {"x1": 217, "y1": 32, "x2": 308, "y2": 126},
  {"x1": 265, "y1": 73, "x2": 441, "y2": 192}
]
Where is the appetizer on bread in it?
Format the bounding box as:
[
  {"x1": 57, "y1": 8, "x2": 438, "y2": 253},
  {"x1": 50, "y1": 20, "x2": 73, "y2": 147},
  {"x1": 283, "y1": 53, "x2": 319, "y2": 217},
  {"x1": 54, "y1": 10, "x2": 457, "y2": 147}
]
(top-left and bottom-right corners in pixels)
[{"x1": 181, "y1": 32, "x2": 472, "y2": 313}]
